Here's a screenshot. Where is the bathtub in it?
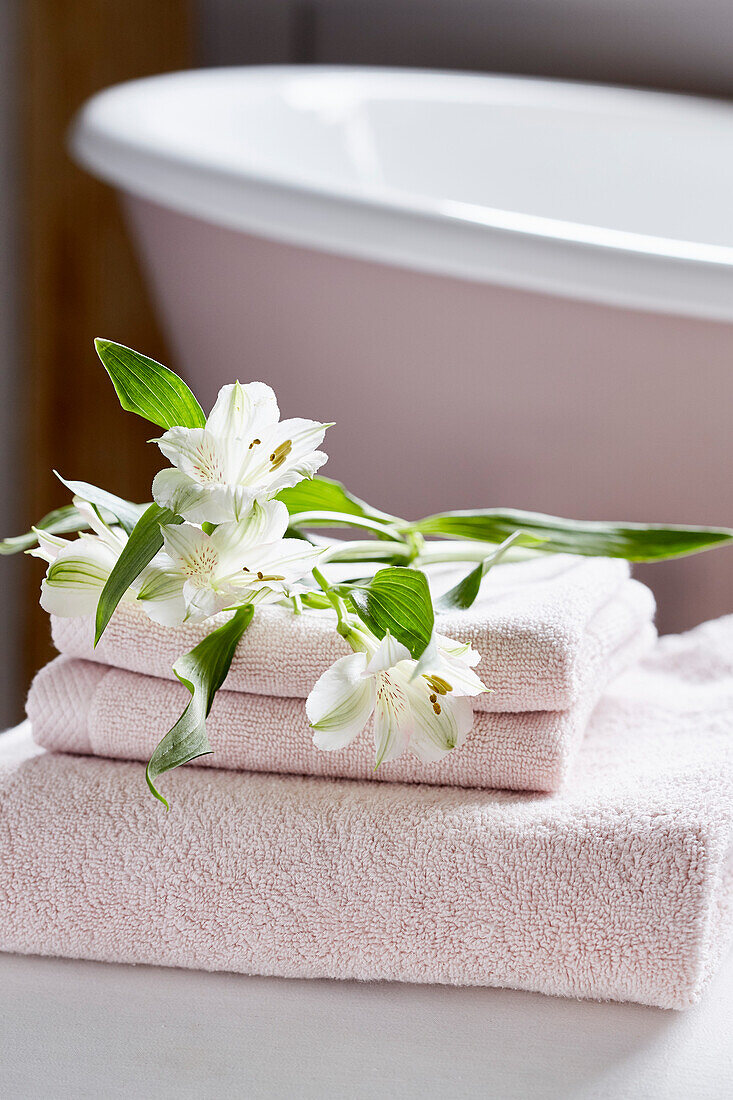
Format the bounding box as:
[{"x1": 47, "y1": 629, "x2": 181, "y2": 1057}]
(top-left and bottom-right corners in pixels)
[{"x1": 71, "y1": 66, "x2": 733, "y2": 631}]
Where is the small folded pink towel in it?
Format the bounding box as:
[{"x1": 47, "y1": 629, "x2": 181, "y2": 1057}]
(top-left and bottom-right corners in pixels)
[
  {"x1": 51, "y1": 555, "x2": 644, "y2": 713},
  {"x1": 29, "y1": 581, "x2": 655, "y2": 791},
  {"x1": 5, "y1": 616, "x2": 733, "y2": 1009}
]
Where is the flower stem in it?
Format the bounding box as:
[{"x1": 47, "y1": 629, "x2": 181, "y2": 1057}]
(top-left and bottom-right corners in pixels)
[
  {"x1": 320, "y1": 538, "x2": 541, "y2": 567},
  {"x1": 311, "y1": 565, "x2": 350, "y2": 631},
  {"x1": 417, "y1": 543, "x2": 542, "y2": 566},
  {"x1": 321, "y1": 540, "x2": 412, "y2": 563}
]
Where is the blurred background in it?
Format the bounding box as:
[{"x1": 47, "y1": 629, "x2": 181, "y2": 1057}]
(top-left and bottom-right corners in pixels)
[{"x1": 2, "y1": 0, "x2": 733, "y2": 727}]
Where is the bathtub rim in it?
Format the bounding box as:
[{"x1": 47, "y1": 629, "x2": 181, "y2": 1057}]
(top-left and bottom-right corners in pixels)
[{"x1": 69, "y1": 64, "x2": 733, "y2": 322}]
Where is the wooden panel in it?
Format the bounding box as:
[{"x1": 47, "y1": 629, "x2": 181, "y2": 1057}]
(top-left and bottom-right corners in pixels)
[{"x1": 22, "y1": 1, "x2": 193, "y2": 684}]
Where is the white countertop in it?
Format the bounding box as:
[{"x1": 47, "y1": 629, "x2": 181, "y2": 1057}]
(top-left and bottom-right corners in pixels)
[{"x1": 1, "y1": 943, "x2": 732, "y2": 1098}]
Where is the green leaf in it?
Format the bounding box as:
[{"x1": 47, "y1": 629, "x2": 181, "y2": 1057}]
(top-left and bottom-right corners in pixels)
[
  {"x1": 277, "y1": 476, "x2": 397, "y2": 525},
  {"x1": 415, "y1": 508, "x2": 733, "y2": 563},
  {"x1": 94, "y1": 503, "x2": 181, "y2": 646},
  {"x1": 0, "y1": 504, "x2": 96, "y2": 556},
  {"x1": 94, "y1": 338, "x2": 205, "y2": 430},
  {"x1": 146, "y1": 605, "x2": 254, "y2": 807},
  {"x1": 436, "y1": 532, "x2": 525, "y2": 611},
  {"x1": 350, "y1": 567, "x2": 434, "y2": 660},
  {"x1": 54, "y1": 473, "x2": 146, "y2": 536}
]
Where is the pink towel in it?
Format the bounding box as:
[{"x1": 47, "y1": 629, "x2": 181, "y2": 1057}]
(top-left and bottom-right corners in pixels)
[
  {"x1": 29, "y1": 583, "x2": 655, "y2": 791},
  {"x1": 51, "y1": 555, "x2": 644, "y2": 713},
  {"x1": 4, "y1": 616, "x2": 733, "y2": 1009}
]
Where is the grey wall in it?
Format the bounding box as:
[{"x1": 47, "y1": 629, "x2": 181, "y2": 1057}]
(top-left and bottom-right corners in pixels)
[
  {"x1": 0, "y1": 0, "x2": 22, "y2": 727},
  {"x1": 196, "y1": 0, "x2": 733, "y2": 98}
]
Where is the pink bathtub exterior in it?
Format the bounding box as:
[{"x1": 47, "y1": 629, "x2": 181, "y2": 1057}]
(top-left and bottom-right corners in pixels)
[{"x1": 124, "y1": 194, "x2": 733, "y2": 634}]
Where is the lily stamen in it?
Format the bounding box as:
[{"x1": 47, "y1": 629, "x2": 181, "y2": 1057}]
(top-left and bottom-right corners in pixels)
[
  {"x1": 424, "y1": 674, "x2": 452, "y2": 695},
  {"x1": 269, "y1": 439, "x2": 293, "y2": 471}
]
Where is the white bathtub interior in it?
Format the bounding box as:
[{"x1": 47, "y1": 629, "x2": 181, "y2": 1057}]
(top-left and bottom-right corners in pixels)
[
  {"x1": 71, "y1": 69, "x2": 733, "y2": 318},
  {"x1": 81, "y1": 69, "x2": 733, "y2": 247}
]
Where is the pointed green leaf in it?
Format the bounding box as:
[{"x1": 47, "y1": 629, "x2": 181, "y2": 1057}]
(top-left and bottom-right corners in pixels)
[
  {"x1": 54, "y1": 473, "x2": 146, "y2": 536},
  {"x1": 95, "y1": 338, "x2": 205, "y2": 430},
  {"x1": 94, "y1": 503, "x2": 181, "y2": 646},
  {"x1": 436, "y1": 532, "x2": 527, "y2": 611},
  {"x1": 351, "y1": 567, "x2": 434, "y2": 660},
  {"x1": 415, "y1": 508, "x2": 733, "y2": 563},
  {"x1": 146, "y1": 605, "x2": 254, "y2": 807},
  {"x1": 277, "y1": 476, "x2": 397, "y2": 525}
]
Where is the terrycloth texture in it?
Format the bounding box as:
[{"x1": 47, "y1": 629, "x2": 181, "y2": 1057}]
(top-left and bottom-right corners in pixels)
[
  {"x1": 29, "y1": 583, "x2": 656, "y2": 791},
  {"x1": 5, "y1": 616, "x2": 733, "y2": 1009},
  {"x1": 51, "y1": 555, "x2": 644, "y2": 713}
]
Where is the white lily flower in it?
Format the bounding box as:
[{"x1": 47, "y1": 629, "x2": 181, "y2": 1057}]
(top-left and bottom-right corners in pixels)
[
  {"x1": 138, "y1": 499, "x2": 324, "y2": 625},
  {"x1": 32, "y1": 493, "x2": 321, "y2": 628},
  {"x1": 151, "y1": 380, "x2": 332, "y2": 523},
  {"x1": 33, "y1": 498, "x2": 128, "y2": 618},
  {"x1": 33, "y1": 502, "x2": 178, "y2": 624},
  {"x1": 306, "y1": 627, "x2": 489, "y2": 767}
]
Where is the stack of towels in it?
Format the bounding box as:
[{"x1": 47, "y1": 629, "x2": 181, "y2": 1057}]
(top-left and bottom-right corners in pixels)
[{"x1": 3, "y1": 554, "x2": 733, "y2": 1010}]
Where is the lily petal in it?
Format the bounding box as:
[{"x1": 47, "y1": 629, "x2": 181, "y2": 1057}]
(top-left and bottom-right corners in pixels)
[
  {"x1": 181, "y1": 578, "x2": 228, "y2": 622},
  {"x1": 135, "y1": 569, "x2": 187, "y2": 627},
  {"x1": 152, "y1": 467, "x2": 214, "y2": 521},
  {"x1": 264, "y1": 450, "x2": 329, "y2": 495},
  {"x1": 27, "y1": 528, "x2": 70, "y2": 564},
  {"x1": 410, "y1": 632, "x2": 441, "y2": 679},
  {"x1": 206, "y1": 380, "x2": 279, "y2": 441},
  {"x1": 155, "y1": 426, "x2": 229, "y2": 484},
  {"x1": 373, "y1": 671, "x2": 413, "y2": 765},
  {"x1": 435, "y1": 633, "x2": 482, "y2": 667},
  {"x1": 434, "y1": 653, "x2": 489, "y2": 697},
  {"x1": 40, "y1": 537, "x2": 118, "y2": 617},
  {"x1": 71, "y1": 497, "x2": 120, "y2": 543},
  {"x1": 216, "y1": 500, "x2": 290, "y2": 558},
  {"x1": 307, "y1": 651, "x2": 375, "y2": 750},
  {"x1": 250, "y1": 537, "x2": 324, "y2": 581},
  {"x1": 408, "y1": 687, "x2": 473, "y2": 763},
  {"x1": 243, "y1": 418, "x2": 330, "y2": 487},
  {"x1": 413, "y1": 633, "x2": 488, "y2": 696},
  {"x1": 366, "y1": 631, "x2": 412, "y2": 675},
  {"x1": 160, "y1": 523, "x2": 214, "y2": 575}
]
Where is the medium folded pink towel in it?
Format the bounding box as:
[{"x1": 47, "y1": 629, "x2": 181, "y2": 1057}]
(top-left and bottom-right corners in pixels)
[
  {"x1": 5, "y1": 616, "x2": 733, "y2": 1009},
  {"x1": 51, "y1": 555, "x2": 643, "y2": 713},
  {"x1": 29, "y1": 582, "x2": 656, "y2": 791}
]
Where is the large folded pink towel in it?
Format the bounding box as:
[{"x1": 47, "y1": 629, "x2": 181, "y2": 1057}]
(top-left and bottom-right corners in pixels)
[
  {"x1": 29, "y1": 581, "x2": 655, "y2": 791},
  {"x1": 51, "y1": 555, "x2": 644, "y2": 713},
  {"x1": 4, "y1": 616, "x2": 733, "y2": 1009}
]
